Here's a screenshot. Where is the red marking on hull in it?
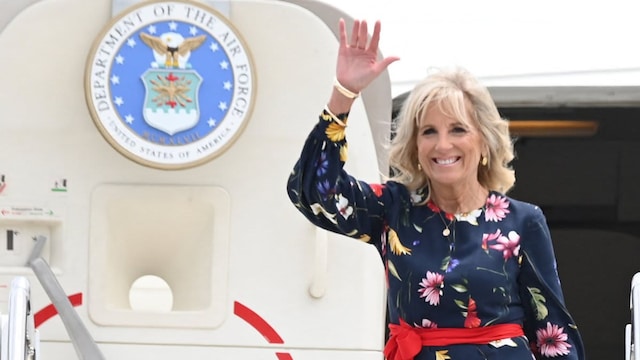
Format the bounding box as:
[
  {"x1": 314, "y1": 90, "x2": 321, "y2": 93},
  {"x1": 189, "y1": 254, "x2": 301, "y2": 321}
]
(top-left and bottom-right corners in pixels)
[
  {"x1": 276, "y1": 352, "x2": 294, "y2": 360},
  {"x1": 234, "y1": 301, "x2": 294, "y2": 359},
  {"x1": 34, "y1": 296, "x2": 295, "y2": 359},
  {"x1": 34, "y1": 292, "x2": 83, "y2": 328},
  {"x1": 233, "y1": 301, "x2": 284, "y2": 343}
]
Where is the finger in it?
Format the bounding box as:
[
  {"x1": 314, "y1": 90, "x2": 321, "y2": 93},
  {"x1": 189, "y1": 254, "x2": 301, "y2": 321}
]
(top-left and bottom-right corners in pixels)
[
  {"x1": 338, "y1": 18, "x2": 348, "y2": 48},
  {"x1": 377, "y1": 55, "x2": 401, "y2": 71},
  {"x1": 349, "y1": 20, "x2": 360, "y2": 48},
  {"x1": 368, "y1": 20, "x2": 381, "y2": 53},
  {"x1": 357, "y1": 20, "x2": 368, "y2": 49}
]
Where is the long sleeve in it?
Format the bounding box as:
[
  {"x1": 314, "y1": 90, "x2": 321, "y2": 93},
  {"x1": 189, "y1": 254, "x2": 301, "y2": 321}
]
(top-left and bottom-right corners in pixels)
[
  {"x1": 286, "y1": 109, "x2": 390, "y2": 246},
  {"x1": 518, "y1": 207, "x2": 586, "y2": 359}
]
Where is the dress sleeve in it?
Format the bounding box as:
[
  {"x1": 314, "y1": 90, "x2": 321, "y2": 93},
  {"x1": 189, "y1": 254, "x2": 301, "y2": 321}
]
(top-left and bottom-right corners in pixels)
[
  {"x1": 518, "y1": 207, "x2": 586, "y2": 359},
  {"x1": 286, "y1": 109, "x2": 389, "y2": 246}
]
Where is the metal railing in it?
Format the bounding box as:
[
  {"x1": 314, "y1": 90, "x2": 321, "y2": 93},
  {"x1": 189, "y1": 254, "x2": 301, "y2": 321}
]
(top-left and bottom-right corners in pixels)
[
  {"x1": 1, "y1": 277, "x2": 38, "y2": 360},
  {"x1": 27, "y1": 236, "x2": 104, "y2": 360},
  {"x1": 626, "y1": 272, "x2": 640, "y2": 360},
  {"x1": 0, "y1": 235, "x2": 104, "y2": 360}
]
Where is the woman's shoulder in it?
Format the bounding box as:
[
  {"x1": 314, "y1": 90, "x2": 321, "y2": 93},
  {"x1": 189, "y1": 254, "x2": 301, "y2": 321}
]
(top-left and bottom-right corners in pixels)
[
  {"x1": 374, "y1": 181, "x2": 430, "y2": 208},
  {"x1": 386, "y1": 181, "x2": 434, "y2": 205},
  {"x1": 491, "y1": 191, "x2": 545, "y2": 220},
  {"x1": 376, "y1": 180, "x2": 410, "y2": 198}
]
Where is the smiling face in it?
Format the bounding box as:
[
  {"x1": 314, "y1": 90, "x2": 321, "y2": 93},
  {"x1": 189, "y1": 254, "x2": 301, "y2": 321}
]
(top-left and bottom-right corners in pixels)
[{"x1": 416, "y1": 99, "x2": 485, "y2": 191}]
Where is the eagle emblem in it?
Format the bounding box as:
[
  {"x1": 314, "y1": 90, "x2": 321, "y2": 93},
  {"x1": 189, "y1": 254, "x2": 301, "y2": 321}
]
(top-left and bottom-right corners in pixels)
[{"x1": 140, "y1": 32, "x2": 206, "y2": 69}]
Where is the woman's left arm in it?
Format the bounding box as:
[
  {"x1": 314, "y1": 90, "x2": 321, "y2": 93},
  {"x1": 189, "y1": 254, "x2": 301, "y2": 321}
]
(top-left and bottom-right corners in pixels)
[{"x1": 518, "y1": 206, "x2": 586, "y2": 360}]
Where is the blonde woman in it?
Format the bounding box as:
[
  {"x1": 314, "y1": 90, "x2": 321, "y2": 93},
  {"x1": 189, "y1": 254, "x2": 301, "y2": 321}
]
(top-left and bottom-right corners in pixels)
[{"x1": 287, "y1": 19, "x2": 584, "y2": 360}]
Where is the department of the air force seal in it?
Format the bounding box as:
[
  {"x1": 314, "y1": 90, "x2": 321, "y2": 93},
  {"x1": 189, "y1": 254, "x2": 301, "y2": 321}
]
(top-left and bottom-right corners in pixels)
[{"x1": 85, "y1": 0, "x2": 255, "y2": 169}]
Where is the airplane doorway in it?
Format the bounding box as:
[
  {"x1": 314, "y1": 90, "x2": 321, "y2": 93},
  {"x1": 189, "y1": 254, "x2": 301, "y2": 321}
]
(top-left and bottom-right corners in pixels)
[
  {"x1": 392, "y1": 89, "x2": 640, "y2": 360},
  {"x1": 502, "y1": 105, "x2": 640, "y2": 360}
]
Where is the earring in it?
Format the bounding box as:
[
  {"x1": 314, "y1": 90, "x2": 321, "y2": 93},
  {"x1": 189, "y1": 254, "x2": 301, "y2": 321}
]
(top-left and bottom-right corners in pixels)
[
  {"x1": 481, "y1": 155, "x2": 488, "y2": 166},
  {"x1": 417, "y1": 163, "x2": 422, "y2": 170}
]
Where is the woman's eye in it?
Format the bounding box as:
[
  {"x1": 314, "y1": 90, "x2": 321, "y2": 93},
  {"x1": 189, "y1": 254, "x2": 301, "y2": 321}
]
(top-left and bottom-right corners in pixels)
[
  {"x1": 452, "y1": 127, "x2": 468, "y2": 133},
  {"x1": 422, "y1": 128, "x2": 436, "y2": 135}
]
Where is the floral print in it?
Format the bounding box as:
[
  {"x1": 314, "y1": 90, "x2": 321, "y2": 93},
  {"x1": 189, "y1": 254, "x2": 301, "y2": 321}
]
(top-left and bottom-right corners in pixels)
[
  {"x1": 416, "y1": 318, "x2": 438, "y2": 329},
  {"x1": 287, "y1": 110, "x2": 585, "y2": 359},
  {"x1": 370, "y1": 183, "x2": 384, "y2": 197},
  {"x1": 455, "y1": 208, "x2": 482, "y2": 225},
  {"x1": 324, "y1": 120, "x2": 346, "y2": 142},
  {"x1": 428, "y1": 200, "x2": 455, "y2": 221},
  {"x1": 389, "y1": 229, "x2": 412, "y2": 256},
  {"x1": 536, "y1": 322, "x2": 572, "y2": 357},
  {"x1": 489, "y1": 230, "x2": 521, "y2": 260},
  {"x1": 435, "y1": 350, "x2": 451, "y2": 360},
  {"x1": 482, "y1": 229, "x2": 501, "y2": 252},
  {"x1": 418, "y1": 271, "x2": 445, "y2": 305},
  {"x1": 335, "y1": 194, "x2": 353, "y2": 219},
  {"x1": 461, "y1": 297, "x2": 481, "y2": 328},
  {"x1": 485, "y1": 193, "x2": 510, "y2": 222}
]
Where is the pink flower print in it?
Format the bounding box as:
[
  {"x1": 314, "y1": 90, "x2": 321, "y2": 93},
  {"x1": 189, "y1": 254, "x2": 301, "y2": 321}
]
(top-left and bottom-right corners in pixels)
[
  {"x1": 490, "y1": 230, "x2": 520, "y2": 260},
  {"x1": 482, "y1": 229, "x2": 502, "y2": 251},
  {"x1": 415, "y1": 318, "x2": 438, "y2": 329},
  {"x1": 536, "y1": 322, "x2": 572, "y2": 357},
  {"x1": 485, "y1": 194, "x2": 510, "y2": 222},
  {"x1": 418, "y1": 271, "x2": 445, "y2": 305}
]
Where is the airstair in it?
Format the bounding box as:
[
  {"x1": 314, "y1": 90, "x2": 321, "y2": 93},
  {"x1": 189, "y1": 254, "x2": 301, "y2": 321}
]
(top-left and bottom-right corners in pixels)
[
  {"x1": 0, "y1": 237, "x2": 104, "y2": 360},
  {"x1": 1, "y1": 277, "x2": 38, "y2": 360}
]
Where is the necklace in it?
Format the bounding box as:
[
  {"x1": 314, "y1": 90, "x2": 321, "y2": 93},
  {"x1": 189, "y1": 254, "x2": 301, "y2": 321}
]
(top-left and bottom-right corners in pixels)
[{"x1": 437, "y1": 210, "x2": 455, "y2": 237}]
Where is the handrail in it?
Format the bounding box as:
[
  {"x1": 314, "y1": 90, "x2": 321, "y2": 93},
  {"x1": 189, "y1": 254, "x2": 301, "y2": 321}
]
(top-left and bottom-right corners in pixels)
[
  {"x1": 627, "y1": 272, "x2": 640, "y2": 360},
  {"x1": 28, "y1": 236, "x2": 105, "y2": 360},
  {"x1": 6, "y1": 276, "x2": 35, "y2": 360},
  {"x1": 627, "y1": 322, "x2": 632, "y2": 360}
]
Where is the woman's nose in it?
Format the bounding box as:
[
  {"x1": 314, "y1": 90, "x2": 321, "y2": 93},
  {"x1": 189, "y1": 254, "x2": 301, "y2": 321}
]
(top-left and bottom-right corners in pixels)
[{"x1": 435, "y1": 134, "x2": 453, "y2": 150}]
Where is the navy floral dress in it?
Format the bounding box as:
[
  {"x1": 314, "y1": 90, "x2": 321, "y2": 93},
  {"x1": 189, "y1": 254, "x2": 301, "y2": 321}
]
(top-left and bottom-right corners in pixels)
[{"x1": 287, "y1": 109, "x2": 585, "y2": 360}]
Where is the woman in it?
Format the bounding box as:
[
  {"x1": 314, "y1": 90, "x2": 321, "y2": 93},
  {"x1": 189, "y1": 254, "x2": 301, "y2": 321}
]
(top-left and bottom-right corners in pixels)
[{"x1": 287, "y1": 18, "x2": 585, "y2": 360}]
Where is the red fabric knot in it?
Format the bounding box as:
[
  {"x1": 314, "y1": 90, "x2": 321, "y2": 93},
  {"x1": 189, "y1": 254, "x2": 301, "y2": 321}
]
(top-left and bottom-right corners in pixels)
[
  {"x1": 384, "y1": 319, "x2": 422, "y2": 360},
  {"x1": 383, "y1": 320, "x2": 524, "y2": 360}
]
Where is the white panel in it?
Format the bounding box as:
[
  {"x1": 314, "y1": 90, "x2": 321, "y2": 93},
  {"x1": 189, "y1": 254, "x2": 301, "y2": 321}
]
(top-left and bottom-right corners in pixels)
[{"x1": 88, "y1": 184, "x2": 230, "y2": 329}]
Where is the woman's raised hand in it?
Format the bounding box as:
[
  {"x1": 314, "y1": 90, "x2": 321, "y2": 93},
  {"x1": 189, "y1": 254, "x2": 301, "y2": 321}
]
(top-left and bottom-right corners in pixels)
[{"x1": 335, "y1": 19, "x2": 399, "y2": 94}]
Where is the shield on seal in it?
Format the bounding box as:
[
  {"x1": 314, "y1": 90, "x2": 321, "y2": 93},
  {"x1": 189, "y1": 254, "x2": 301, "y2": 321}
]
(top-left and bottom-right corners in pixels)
[{"x1": 141, "y1": 69, "x2": 203, "y2": 135}]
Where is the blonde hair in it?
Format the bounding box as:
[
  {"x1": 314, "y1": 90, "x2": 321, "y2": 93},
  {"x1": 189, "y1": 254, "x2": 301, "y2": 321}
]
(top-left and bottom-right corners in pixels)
[{"x1": 387, "y1": 67, "x2": 515, "y2": 194}]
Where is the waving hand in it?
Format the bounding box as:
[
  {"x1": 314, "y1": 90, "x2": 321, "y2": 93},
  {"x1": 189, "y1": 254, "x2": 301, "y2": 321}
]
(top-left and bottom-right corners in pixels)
[{"x1": 335, "y1": 19, "x2": 399, "y2": 95}]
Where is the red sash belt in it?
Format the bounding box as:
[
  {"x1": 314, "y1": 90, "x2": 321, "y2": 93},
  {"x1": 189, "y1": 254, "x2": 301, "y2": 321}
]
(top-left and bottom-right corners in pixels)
[{"x1": 384, "y1": 319, "x2": 524, "y2": 360}]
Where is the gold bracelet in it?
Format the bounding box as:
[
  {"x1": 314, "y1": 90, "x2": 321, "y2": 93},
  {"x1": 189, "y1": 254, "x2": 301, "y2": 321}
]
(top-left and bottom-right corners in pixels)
[
  {"x1": 333, "y1": 77, "x2": 359, "y2": 99},
  {"x1": 324, "y1": 105, "x2": 347, "y2": 127}
]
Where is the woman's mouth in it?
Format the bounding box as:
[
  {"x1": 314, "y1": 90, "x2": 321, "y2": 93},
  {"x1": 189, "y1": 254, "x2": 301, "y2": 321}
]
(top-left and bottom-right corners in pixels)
[{"x1": 434, "y1": 157, "x2": 460, "y2": 165}]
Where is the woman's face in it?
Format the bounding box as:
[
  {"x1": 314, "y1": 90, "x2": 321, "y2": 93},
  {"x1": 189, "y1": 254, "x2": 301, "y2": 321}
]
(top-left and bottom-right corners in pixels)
[{"x1": 416, "y1": 101, "x2": 485, "y2": 190}]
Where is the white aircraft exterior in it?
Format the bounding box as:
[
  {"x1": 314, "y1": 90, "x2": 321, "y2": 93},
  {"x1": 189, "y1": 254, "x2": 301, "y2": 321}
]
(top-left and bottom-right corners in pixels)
[{"x1": 0, "y1": 1, "x2": 638, "y2": 359}]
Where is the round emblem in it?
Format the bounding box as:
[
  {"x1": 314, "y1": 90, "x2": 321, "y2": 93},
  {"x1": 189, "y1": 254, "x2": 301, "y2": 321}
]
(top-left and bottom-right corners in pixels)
[{"x1": 85, "y1": 0, "x2": 255, "y2": 169}]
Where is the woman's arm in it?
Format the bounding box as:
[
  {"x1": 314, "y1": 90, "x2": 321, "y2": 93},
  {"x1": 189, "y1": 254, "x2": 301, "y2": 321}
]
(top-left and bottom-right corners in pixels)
[
  {"x1": 286, "y1": 108, "x2": 388, "y2": 244},
  {"x1": 518, "y1": 207, "x2": 586, "y2": 359}
]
